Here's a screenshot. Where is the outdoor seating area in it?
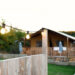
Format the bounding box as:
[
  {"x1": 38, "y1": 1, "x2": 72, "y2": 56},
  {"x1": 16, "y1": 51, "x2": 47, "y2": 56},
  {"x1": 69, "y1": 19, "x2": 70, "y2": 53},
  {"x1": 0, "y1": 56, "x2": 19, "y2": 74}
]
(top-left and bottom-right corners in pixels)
[
  {"x1": 23, "y1": 28, "x2": 75, "y2": 63},
  {"x1": 0, "y1": 19, "x2": 75, "y2": 75},
  {"x1": 0, "y1": 0, "x2": 75, "y2": 75},
  {"x1": 0, "y1": 28, "x2": 48, "y2": 75}
]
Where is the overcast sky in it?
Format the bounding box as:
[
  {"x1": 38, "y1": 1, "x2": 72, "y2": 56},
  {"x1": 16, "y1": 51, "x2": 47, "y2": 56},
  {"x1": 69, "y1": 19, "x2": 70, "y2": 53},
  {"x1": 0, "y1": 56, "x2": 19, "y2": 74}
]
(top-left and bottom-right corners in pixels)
[{"x1": 0, "y1": 0, "x2": 75, "y2": 32}]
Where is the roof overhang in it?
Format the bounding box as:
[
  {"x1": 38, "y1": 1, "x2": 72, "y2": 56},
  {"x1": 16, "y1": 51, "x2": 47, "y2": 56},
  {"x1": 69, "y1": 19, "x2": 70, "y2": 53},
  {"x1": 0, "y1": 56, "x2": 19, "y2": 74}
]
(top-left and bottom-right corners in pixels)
[{"x1": 31, "y1": 28, "x2": 75, "y2": 40}]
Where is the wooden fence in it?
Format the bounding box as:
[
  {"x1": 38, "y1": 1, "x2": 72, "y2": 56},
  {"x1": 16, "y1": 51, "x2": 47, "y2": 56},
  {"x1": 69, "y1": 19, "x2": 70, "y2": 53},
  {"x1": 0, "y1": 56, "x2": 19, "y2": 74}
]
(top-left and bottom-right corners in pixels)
[
  {"x1": 0, "y1": 54, "x2": 47, "y2": 75},
  {"x1": 0, "y1": 54, "x2": 26, "y2": 59}
]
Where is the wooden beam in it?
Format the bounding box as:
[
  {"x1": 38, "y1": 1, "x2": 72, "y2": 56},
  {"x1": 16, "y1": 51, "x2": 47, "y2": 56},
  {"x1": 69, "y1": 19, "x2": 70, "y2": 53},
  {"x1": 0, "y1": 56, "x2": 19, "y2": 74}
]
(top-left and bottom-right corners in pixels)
[
  {"x1": 42, "y1": 29, "x2": 48, "y2": 75},
  {"x1": 42, "y1": 29, "x2": 48, "y2": 55}
]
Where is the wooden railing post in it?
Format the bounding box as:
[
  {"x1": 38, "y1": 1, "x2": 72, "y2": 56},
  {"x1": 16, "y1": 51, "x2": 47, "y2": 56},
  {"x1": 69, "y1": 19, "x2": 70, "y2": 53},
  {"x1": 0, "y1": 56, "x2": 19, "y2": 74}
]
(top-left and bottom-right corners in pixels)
[
  {"x1": 42, "y1": 29, "x2": 48, "y2": 75},
  {"x1": 67, "y1": 37, "x2": 69, "y2": 60}
]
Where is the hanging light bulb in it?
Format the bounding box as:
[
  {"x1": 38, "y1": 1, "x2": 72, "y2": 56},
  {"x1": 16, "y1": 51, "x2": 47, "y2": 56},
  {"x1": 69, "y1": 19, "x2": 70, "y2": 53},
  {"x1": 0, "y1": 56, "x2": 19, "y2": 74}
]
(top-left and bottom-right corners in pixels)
[
  {"x1": 0, "y1": 19, "x2": 6, "y2": 34},
  {"x1": 26, "y1": 31, "x2": 30, "y2": 39},
  {"x1": 26, "y1": 34, "x2": 30, "y2": 39},
  {"x1": 0, "y1": 19, "x2": 10, "y2": 34},
  {"x1": 1, "y1": 28, "x2": 6, "y2": 34}
]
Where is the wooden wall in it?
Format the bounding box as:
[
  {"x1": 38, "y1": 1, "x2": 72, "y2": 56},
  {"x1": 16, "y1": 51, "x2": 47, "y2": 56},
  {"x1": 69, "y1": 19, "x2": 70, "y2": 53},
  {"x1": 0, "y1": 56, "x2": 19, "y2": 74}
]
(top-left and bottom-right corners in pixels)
[
  {"x1": 30, "y1": 31, "x2": 72, "y2": 57},
  {"x1": 31, "y1": 34, "x2": 42, "y2": 47},
  {"x1": 48, "y1": 31, "x2": 70, "y2": 47},
  {"x1": 30, "y1": 31, "x2": 71, "y2": 47},
  {"x1": 0, "y1": 54, "x2": 47, "y2": 75}
]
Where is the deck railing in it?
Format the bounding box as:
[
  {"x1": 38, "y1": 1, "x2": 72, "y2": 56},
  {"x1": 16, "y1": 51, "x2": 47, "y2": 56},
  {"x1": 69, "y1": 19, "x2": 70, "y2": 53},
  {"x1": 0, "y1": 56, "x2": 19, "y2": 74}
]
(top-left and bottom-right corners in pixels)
[
  {"x1": 23, "y1": 47, "x2": 42, "y2": 55},
  {"x1": 23, "y1": 47, "x2": 75, "y2": 57},
  {"x1": 68, "y1": 47, "x2": 75, "y2": 57}
]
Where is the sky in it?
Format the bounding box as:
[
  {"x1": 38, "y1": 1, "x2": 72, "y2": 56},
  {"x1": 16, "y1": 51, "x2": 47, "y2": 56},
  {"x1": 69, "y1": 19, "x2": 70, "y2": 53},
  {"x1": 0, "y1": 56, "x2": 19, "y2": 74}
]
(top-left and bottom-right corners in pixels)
[{"x1": 0, "y1": 0, "x2": 75, "y2": 32}]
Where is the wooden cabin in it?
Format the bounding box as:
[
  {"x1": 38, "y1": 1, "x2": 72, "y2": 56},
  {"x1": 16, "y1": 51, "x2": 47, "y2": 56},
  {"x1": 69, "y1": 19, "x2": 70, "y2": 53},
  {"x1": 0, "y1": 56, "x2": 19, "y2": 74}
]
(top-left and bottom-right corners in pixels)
[{"x1": 24, "y1": 28, "x2": 75, "y2": 59}]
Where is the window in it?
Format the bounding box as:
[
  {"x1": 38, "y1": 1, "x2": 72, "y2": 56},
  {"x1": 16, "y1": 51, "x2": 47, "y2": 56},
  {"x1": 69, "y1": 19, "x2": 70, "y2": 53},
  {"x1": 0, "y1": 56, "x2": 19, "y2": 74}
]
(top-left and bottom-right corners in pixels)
[
  {"x1": 49, "y1": 40, "x2": 53, "y2": 47},
  {"x1": 36, "y1": 41, "x2": 42, "y2": 47},
  {"x1": 56, "y1": 41, "x2": 64, "y2": 46}
]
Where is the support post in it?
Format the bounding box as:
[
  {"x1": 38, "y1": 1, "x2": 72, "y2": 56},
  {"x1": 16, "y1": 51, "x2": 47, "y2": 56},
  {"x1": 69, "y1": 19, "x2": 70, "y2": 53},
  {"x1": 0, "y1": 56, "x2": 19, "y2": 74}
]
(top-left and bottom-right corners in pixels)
[
  {"x1": 67, "y1": 37, "x2": 69, "y2": 59},
  {"x1": 42, "y1": 29, "x2": 48, "y2": 75},
  {"x1": 24, "y1": 38, "x2": 26, "y2": 54}
]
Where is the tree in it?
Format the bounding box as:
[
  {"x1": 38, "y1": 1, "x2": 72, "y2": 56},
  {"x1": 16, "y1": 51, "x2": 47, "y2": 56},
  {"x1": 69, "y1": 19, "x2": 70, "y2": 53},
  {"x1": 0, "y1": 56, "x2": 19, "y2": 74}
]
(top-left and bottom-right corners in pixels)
[
  {"x1": 62, "y1": 31, "x2": 75, "y2": 37},
  {"x1": 0, "y1": 27, "x2": 25, "y2": 53}
]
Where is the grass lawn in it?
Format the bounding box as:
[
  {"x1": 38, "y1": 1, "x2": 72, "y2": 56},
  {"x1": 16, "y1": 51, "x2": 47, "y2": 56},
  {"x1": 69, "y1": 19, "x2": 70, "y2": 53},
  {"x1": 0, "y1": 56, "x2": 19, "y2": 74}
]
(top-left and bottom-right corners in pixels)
[
  {"x1": 0, "y1": 58, "x2": 5, "y2": 60},
  {"x1": 48, "y1": 64, "x2": 75, "y2": 75}
]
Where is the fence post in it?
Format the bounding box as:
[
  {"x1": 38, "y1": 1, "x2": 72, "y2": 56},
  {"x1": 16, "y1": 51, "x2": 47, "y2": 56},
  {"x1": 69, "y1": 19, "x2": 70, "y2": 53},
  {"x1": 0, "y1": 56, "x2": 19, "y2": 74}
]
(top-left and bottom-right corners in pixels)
[{"x1": 42, "y1": 29, "x2": 48, "y2": 75}]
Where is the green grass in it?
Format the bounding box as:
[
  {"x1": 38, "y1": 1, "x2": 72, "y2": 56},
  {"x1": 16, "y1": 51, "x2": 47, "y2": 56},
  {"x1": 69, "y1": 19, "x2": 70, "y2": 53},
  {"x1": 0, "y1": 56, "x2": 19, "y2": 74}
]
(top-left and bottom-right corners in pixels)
[
  {"x1": 48, "y1": 64, "x2": 75, "y2": 75},
  {"x1": 0, "y1": 58, "x2": 5, "y2": 60}
]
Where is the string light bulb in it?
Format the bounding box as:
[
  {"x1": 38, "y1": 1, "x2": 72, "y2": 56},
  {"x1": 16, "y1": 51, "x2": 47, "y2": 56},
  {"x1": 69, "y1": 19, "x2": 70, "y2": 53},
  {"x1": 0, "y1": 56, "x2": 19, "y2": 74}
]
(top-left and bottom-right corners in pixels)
[
  {"x1": 26, "y1": 31, "x2": 30, "y2": 39},
  {"x1": 1, "y1": 28, "x2": 6, "y2": 34},
  {"x1": 0, "y1": 20, "x2": 10, "y2": 34}
]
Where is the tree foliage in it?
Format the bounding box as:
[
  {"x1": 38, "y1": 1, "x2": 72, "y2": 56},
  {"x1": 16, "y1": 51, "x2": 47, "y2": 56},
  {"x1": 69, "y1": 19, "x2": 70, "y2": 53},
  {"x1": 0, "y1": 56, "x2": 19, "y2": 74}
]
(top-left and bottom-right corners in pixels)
[
  {"x1": 62, "y1": 31, "x2": 75, "y2": 37},
  {"x1": 0, "y1": 27, "x2": 25, "y2": 54}
]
